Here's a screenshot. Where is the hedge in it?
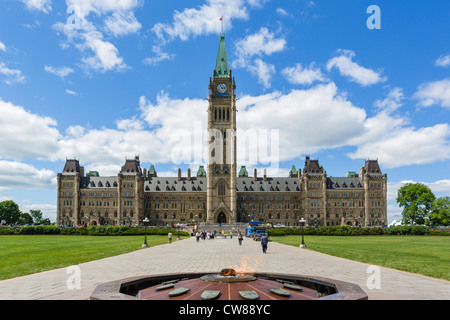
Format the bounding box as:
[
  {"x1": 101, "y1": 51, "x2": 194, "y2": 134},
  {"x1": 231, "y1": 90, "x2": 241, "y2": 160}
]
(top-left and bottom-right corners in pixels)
[
  {"x1": 0, "y1": 225, "x2": 190, "y2": 237},
  {"x1": 267, "y1": 225, "x2": 430, "y2": 236}
]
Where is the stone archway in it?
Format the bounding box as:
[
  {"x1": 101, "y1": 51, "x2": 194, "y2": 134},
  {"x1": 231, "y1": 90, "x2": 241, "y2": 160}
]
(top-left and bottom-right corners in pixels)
[{"x1": 217, "y1": 212, "x2": 227, "y2": 224}]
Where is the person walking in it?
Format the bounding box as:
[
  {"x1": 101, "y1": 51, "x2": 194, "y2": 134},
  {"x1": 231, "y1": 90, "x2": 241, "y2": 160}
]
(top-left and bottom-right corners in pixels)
[
  {"x1": 168, "y1": 231, "x2": 173, "y2": 244},
  {"x1": 196, "y1": 231, "x2": 200, "y2": 242},
  {"x1": 238, "y1": 232, "x2": 243, "y2": 246},
  {"x1": 229, "y1": 230, "x2": 233, "y2": 239},
  {"x1": 261, "y1": 234, "x2": 268, "y2": 253}
]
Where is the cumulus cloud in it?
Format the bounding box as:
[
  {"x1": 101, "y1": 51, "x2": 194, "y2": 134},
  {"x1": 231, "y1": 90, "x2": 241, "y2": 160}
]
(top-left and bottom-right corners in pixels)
[
  {"x1": 0, "y1": 160, "x2": 56, "y2": 191},
  {"x1": 0, "y1": 41, "x2": 6, "y2": 52},
  {"x1": 0, "y1": 99, "x2": 60, "y2": 160},
  {"x1": 152, "y1": 0, "x2": 250, "y2": 43},
  {"x1": 435, "y1": 54, "x2": 450, "y2": 68},
  {"x1": 414, "y1": 78, "x2": 450, "y2": 109},
  {"x1": 327, "y1": 49, "x2": 387, "y2": 86},
  {"x1": 53, "y1": 0, "x2": 142, "y2": 73},
  {"x1": 0, "y1": 62, "x2": 26, "y2": 85},
  {"x1": 19, "y1": 0, "x2": 52, "y2": 13},
  {"x1": 233, "y1": 27, "x2": 286, "y2": 88},
  {"x1": 282, "y1": 63, "x2": 327, "y2": 85},
  {"x1": 44, "y1": 65, "x2": 74, "y2": 79}
]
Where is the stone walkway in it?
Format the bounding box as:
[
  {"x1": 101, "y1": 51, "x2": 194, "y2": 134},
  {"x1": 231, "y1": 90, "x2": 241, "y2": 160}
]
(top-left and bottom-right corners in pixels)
[{"x1": 0, "y1": 236, "x2": 449, "y2": 300}]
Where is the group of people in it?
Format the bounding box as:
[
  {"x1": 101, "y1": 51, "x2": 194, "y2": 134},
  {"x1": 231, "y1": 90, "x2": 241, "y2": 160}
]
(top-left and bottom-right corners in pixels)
[{"x1": 192, "y1": 229, "x2": 267, "y2": 252}]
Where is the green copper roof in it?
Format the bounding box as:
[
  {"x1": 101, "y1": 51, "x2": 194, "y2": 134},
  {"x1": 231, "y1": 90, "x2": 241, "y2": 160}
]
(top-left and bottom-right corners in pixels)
[
  {"x1": 345, "y1": 171, "x2": 357, "y2": 177},
  {"x1": 239, "y1": 166, "x2": 248, "y2": 177},
  {"x1": 214, "y1": 35, "x2": 230, "y2": 78},
  {"x1": 197, "y1": 165, "x2": 206, "y2": 177},
  {"x1": 89, "y1": 171, "x2": 99, "y2": 177},
  {"x1": 149, "y1": 165, "x2": 156, "y2": 174},
  {"x1": 290, "y1": 165, "x2": 297, "y2": 174}
]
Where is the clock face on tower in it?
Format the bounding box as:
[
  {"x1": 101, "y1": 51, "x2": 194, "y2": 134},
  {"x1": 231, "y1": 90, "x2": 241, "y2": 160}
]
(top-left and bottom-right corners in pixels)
[{"x1": 217, "y1": 83, "x2": 228, "y2": 93}]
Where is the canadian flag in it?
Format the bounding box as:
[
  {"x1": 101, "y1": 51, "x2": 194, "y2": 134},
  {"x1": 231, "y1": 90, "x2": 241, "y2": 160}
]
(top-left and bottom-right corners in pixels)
[{"x1": 219, "y1": 17, "x2": 223, "y2": 21}]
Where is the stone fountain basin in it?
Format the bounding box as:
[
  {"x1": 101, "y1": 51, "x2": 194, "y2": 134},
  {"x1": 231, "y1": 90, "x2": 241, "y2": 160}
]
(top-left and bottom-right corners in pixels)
[{"x1": 90, "y1": 271, "x2": 368, "y2": 300}]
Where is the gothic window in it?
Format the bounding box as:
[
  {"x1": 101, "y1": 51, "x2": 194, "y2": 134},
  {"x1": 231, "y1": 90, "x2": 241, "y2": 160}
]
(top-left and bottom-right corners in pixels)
[{"x1": 218, "y1": 182, "x2": 226, "y2": 196}]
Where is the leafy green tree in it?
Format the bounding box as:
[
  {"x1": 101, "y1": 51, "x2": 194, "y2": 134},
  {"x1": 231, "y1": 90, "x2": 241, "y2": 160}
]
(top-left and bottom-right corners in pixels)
[
  {"x1": 30, "y1": 209, "x2": 44, "y2": 224},
  {"x1": 0, "y1": 200, "x2": 21, "y2": 225},
  {"x1": 396, "y1": 183, "x2": 436, "y2": 225},
  {"x1": 18, "y1": 212, "x2": 34, "y2": 225},
  {"x1": 430, "y1": 196, "x2": 450, "y2": 226}
]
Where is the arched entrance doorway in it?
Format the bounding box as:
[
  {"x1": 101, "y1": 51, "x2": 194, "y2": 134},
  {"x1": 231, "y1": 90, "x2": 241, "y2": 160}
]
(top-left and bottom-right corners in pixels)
[{"x1": 217, "y1": 212, "x2": 227, "y2": 224}]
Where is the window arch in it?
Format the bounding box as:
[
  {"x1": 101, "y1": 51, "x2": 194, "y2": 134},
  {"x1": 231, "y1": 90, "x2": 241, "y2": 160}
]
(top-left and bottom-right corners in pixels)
[{"x1": 218, "y1": 181, "x2": 225, "y2": 196}]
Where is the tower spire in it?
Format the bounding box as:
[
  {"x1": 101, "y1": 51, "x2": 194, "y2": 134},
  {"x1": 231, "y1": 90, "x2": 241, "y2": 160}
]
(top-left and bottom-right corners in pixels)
[{"x1": 214, "y1": 33, "x2": 230, "y2": 78}]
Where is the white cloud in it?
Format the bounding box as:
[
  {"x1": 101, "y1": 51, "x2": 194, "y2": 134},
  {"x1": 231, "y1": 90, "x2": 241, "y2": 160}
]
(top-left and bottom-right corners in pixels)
[
  {"x1": 0, "y1": 41, "x2": 6, "y2": 52},
  {"x1": 152, "y1": 0, "x2": 250, "y2": 43},
  {"x1": 247, "y1": 58, "x2": 275, "y2": 89},
  {"x1": 65, "y1": 89, "x2": 78, "y2": 96},
  {"x1": 233, "y1": 27, "x2": 286, "y2": 68},
  {"x1": 0, "y1": 99, "x2": 61, "y2": 161},
  {"x1": 0, "y1": 160, "x2": 56, "y2": 191},
  {"x1": 282, "y1": 63, "x2": 327, "y2": 85},
  {"x1": 20, "y1": 0, "x2": 52, "y2": 14},
  {"x1": 348, "y1": 124, "x2": 450, "y2": 168},
  {"x1": 104, "y1": 10, "x2": 142, "y2": 37},
  {"x1": 0, "y1": 62, "x2": 26, "y2": 85},
  {"x1": 327, "y1": 49, "x2": 387, "y2": 86},
  {"x1": 374, "y1": 87, "x2": 404, "y2": 113},
  {"x1": 53, "y1": 0, "x2": 142, "y2": 73},
  {"x1": 237, "y1": 83, "x2": 367, "y2": 162},
  {"x1": 435, "y1": 54, "x2": 450, "y2": 67},
  {"x1": 233, "y1": 27, "x2": 286, "y2": 88},
  {"x1": 414, "y1": 78, "x2": 450, "y2": 109},
  {"x1": 79, "y1": 30, "x2": 128, "y2": 73},
  {"x1": 276, "y1": 8, "x2": 289, "y2": 17},
  {"x1": 143, "y1": 46, "x2": 175, "y2": 66},
  {"x1": 44, "y1": 65, "x2": 74, "y2": 79}
]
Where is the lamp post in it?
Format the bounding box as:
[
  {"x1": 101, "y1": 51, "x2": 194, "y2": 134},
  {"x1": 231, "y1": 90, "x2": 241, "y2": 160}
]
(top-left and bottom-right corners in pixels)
[
  {"x1": 177, "y1": 223, "x2": 180, "y2": 240},
  {"x1": 142, "y1": 217, "x2": 149, "y2": 248},
  {"x1": 299, "y1": 218, "x2": 306, "y2": 248}
]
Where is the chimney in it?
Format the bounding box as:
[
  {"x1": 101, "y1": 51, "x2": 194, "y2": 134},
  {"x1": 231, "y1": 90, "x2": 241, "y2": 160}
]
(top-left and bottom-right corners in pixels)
[
  {"x1": 188, "y1": 168, "x2": 191, "y2": 181},
  {"x1": 178, "y1": 168, "x2": 182, "y2": 181},
  {"x1": 263, "y1": 169, "x2": 267, "y2": 181},
  {"x1": 254, "y1": 168, "x2": 257, "y2": 181}
]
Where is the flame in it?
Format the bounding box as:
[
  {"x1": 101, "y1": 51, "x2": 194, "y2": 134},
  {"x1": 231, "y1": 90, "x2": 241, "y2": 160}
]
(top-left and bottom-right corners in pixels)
[{"x1": 232, "y1": 255, "x2": 261, "y2": 275}]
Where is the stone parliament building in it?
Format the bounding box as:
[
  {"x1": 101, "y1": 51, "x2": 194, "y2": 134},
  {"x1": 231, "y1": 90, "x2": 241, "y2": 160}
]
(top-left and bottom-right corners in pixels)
[{"x1": 57, "y1": 35, "x2": 387, "y2": 228}]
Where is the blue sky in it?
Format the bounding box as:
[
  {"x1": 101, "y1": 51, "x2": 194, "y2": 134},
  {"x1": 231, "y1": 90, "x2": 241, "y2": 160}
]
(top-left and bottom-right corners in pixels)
[{"x1": 0, "y1": 0, "x2": 449, "y2": 224}]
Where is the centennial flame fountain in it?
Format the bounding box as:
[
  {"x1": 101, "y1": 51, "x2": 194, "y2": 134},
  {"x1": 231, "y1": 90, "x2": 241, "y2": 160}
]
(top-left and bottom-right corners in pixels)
[{"x1": 90, "y1": 268, "x2": 367, "y2": 300}]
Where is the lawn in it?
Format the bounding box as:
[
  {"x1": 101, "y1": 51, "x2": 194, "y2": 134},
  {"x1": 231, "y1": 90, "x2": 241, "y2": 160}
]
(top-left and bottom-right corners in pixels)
[
  {"x1": 271, "y1": 236, "x2": 450, "y2": 281},
  {"x1": 0, "y1": 235, "x2": 179, "y2": 280}
]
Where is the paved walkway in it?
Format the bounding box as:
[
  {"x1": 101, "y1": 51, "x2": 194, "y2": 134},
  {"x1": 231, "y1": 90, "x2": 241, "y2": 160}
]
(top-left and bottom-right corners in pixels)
[{"x1": 0, "y1": 236, "x2": 449, "y2": 300}]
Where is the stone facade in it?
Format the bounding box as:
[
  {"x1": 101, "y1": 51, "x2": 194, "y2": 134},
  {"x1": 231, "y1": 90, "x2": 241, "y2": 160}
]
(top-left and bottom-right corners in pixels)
[{"x1": 56, "y1": 35, "x2": 387, "y2": 228}]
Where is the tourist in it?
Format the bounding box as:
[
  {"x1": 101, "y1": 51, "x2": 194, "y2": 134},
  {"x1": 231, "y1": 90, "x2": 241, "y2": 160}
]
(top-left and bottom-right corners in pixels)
[
  {"x1": 238, "y1": 232, "x2": 243, "y2": 246},
  {"x1": 229, "y1": 230, "x2": 233, "y2": 239},
  {"x1": 168, "y1": 231, "x2": 173, "y2": 244},
  {"x1": 261, "y1": 234, "x2": 269, "y2": 253},
  {"x1": 196, "y1": 231, "x2": 200, "y2": 242}
]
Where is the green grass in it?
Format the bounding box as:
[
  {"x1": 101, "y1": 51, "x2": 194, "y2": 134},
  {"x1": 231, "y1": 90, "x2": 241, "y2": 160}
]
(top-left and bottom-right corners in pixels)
[
  {"x1": 0, "y1": 235, "x2": 182, "y2": 280},
  {"x1": 271, "y1": 236, "x2": 450, "y2": 281}
]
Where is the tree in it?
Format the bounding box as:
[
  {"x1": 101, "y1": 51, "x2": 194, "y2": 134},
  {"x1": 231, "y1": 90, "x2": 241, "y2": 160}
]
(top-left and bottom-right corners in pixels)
[
  {"x1": 30, "y1": 209, "x2": 44, "y2": 225},
  {"x1": 0, "y1": 200, "x2": 21, "y2": 225},
  {"x1": 18, "y1": 212, "x2": 34, "y2": 225},
  {"x1": 396, "y1": 183, "x2": 436, "y2": 225},
  {"x1": 430, "y1": 196, "x2": 450, "y2": 226}
]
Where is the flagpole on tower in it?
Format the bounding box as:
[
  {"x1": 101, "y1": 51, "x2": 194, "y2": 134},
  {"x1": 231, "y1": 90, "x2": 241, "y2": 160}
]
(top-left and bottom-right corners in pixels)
[{"x1": 220, "y1": 16, "x2": 224, "y2": 36}]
